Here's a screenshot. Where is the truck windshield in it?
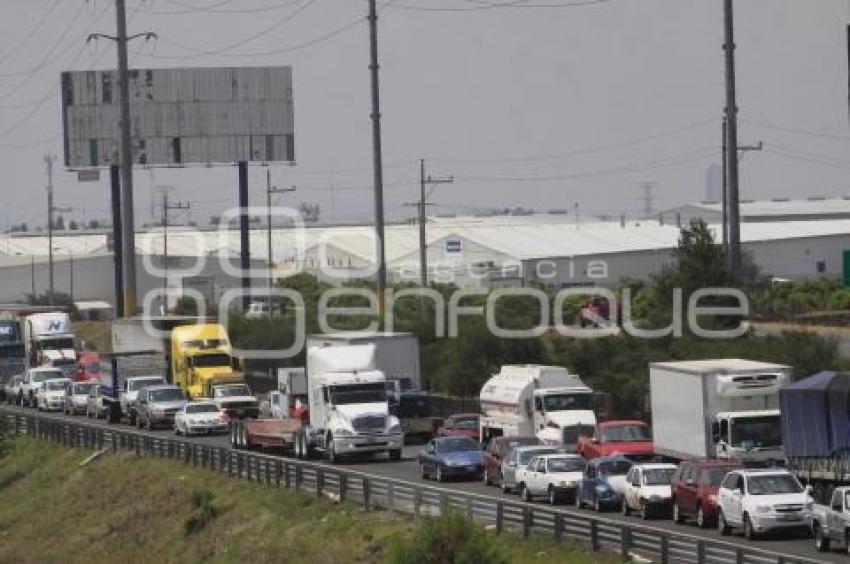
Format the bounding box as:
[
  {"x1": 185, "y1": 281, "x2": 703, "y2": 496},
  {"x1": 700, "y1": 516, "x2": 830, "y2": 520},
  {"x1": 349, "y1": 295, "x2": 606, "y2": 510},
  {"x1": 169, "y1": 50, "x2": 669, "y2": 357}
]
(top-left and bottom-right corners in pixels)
[
  {"x1": 191, "y1": 353, "x2": 231, "y2": 368},
  {"x1": 747, "y1": 474, "x2": 803, "y2": 495},
  {"x1": 39, "y1": 337, "x2": 74, "y2": 350},
  {"x1": 0, "y1": 344, "x2": 24, "y2": 359},
  {"x1": 329, "y1": 383, "x2": 386, "y2": 405},
  {"x1": 643, "y1": 468, "x2": 675, "y2": 485},
  {"x1": 214, "y1": 385, "x2": 251, "y2": 398},
  {"x1": 542, "y1": 393, "x2": 593, "y2": 411},
  {"x1": 32, "y1": 370, "x2": 63, "y2": 383},
  {"x1": 129, "y1": 378, "x2": 164, "y2": 391},
  {"x1": 601, "y1": 424, "x2": 651, "y2": 443},
  {"x1": 729, "y1": 415, "x2": 782, "y2": 448},
  {"x1": 149, "y1": 388, "x2": 185, "y2": 402},
  {"x1": 45, "y1": 380, "x2": 68, "y2": 391}
]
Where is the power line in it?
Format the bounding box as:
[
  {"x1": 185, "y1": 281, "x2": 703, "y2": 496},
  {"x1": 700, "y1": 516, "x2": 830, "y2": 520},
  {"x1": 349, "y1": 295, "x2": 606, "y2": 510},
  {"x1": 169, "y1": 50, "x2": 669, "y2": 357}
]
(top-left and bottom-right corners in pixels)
[
  {"x1": 390, "y1": 0, "x2": 611, "y2": 12},
  {"x1": 742, "y1": 118, "x2": 850, "y2": 143},
  {"x1": 143, "y1": 0, "x2": 305, "y2": 15},
  {"x1": 0, "y1": 0, "x2": 63, "y2": 70}
]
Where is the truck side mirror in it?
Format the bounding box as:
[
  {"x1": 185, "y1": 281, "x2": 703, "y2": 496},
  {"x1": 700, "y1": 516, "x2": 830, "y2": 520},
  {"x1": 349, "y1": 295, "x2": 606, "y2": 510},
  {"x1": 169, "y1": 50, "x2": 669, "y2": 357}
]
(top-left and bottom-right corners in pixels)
[{"x1": 231, "y1": 357, "x2": 241, "y2": 370}]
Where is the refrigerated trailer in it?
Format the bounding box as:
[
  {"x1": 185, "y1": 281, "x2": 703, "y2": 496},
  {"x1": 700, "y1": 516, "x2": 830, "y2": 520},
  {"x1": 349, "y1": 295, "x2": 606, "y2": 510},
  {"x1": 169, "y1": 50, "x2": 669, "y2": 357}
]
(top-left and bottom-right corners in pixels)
[{"x1": 650, "y1": 359, "x2": 790, "y2": 464}]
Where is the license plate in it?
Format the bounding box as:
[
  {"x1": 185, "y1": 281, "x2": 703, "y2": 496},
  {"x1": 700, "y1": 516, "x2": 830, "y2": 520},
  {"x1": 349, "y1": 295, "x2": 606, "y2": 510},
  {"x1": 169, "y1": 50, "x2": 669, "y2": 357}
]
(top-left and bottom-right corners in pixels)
[{"x1": 777, "y1": 514, "x2": 799, "y2": 521}]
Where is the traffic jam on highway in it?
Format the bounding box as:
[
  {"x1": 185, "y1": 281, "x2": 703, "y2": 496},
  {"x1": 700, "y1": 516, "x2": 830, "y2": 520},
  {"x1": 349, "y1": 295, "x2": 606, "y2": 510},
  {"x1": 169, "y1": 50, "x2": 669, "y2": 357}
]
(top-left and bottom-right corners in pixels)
[{"x1": 2, "y1": 310, "x2": 850, "y2": 557}]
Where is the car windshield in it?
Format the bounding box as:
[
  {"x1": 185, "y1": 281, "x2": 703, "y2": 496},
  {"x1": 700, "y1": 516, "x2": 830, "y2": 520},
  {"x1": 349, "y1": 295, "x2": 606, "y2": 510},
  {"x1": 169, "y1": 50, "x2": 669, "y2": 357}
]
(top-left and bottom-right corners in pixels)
[
  {"x1": 214, "y1": 385, "x2": 251, "y2": 398},
  {"x1": 701, "y1": 467, "x2": 735, "y2": 486},
  {"x1": 45, "y1": 380, "x2": 68, "y2": 391},
  {"x1": 548, "y1": 457, "x2": 585, "y2": 472},
  {"x1": 598, "y1": 461, "x2": 632, "y2": 476},
  {"x1": 73, "y1": 383, "x2": 96, "y2": 394},
  {"x1": 149, "y1": 388, "x2": 185, "y2": 402},
  {"x1": 191, "y1": 353, "x2": 231, "y2": 368},
  {"x1": 519, "y1": 448, "x2": 561, "y2": 465},
  {"x1": 329, "y1": 383, "x2": 386, "y2": 405},
  {"x1": 32, "y1": 370, "x2": 63, "y2": 383},
  {"x1": 437, "y1": 438, "x2": 480, "y2": 453},
  {"x1": 747, "y1": 474, "x2": 803, "y2": 495},
  {"x1": 542, "y1": 393, "x2": 593, "y2": 411},
  {"x1": 129, "y1": 378, "x2": 163, "y2": 391},
  {"x1": 186, "y1": 403, "x2": 219, "y2": 414},
  {"x1": 452, "y1": 416, "x2": 479, "y2": 429},
  {"x1": 643, "y1": 468, "x2": 675, "y2": 485},
  {"x1": 729, "y1": 415, "x2": 782, "y2": 448},
  {"x1": 601, "y1": 424, "x2": 651, "y2": 443}
]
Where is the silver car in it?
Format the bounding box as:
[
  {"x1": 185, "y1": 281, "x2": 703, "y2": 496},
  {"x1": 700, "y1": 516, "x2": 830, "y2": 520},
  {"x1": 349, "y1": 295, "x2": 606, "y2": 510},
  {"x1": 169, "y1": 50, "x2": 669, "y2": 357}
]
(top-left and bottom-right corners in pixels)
[
  {"x1": 136, "y1": 385, "x2": 187, "y2": 430},
  {"x1": 501, "y1": 445, "x2": 570, "y2": 493},
  {"x1": 65, "y1": 381, "x2": 98, "y2": 415},
  {"x1": 86, "y1": 384, "x2": 109, "y2": 419}
]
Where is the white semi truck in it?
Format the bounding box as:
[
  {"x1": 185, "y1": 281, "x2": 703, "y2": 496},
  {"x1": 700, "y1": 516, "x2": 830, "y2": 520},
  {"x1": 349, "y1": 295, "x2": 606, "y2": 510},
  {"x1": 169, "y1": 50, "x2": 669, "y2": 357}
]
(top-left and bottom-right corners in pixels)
[
  {"x1": 479, "y1": 365, "x2": 597, "y2": 448},
  {"x1": 232, "y1": 345, "x2": 404, "y2": 463},
  {"x1": 24, "y1": 312, "x2": 76, "y2": 377},
  {"x1": 306, "y1": 332, "x2": 421, "y2": 393},
  {"x1": 650, "y1": 359, "x2": 791, "y2": 464}
]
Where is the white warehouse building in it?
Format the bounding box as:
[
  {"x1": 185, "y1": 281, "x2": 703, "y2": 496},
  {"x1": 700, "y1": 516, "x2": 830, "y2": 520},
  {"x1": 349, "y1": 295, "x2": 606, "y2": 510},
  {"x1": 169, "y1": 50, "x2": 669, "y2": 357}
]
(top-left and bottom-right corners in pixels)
[{"x1": 0, "y1": 212, "x2": 848, "y2": 308}]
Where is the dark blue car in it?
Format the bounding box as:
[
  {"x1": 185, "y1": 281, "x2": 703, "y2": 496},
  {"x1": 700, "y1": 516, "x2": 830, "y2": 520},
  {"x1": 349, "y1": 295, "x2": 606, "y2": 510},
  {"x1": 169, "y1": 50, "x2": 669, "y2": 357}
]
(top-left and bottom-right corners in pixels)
[
  {"x1": 418, "y1": 437, "x2": 484, "y2": 482},
  {"x1": 575, "y1": 455, "x2": 633, "y2": 512}
]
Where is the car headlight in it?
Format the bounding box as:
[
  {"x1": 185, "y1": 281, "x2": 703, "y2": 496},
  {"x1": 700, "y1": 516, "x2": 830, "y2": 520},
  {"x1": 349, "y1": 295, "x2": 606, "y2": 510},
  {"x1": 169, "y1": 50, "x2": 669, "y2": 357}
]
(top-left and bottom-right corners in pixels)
[
  {"x1": 756, "y1": 505, "x2": 772, "y2": 514},
  {"x1": 805, "y1": 500, "x2": 814, "y2": 511},
  {"x1": 707, "y1": 494, "x2": 718, "y2": 504},
  {"x1": 595, "y1": 484, "x2": 609, "y2": 493},
  {"x1": 334, "y1": 428, "x2": 354, "y2": 437}
]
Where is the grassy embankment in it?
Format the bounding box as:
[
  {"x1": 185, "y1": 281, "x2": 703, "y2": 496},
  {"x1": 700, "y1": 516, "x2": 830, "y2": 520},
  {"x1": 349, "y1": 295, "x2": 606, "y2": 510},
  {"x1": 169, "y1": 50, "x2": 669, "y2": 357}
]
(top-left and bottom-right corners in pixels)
[{"x1": 0, "y1": 437, "x2": 614, "y2": 564}]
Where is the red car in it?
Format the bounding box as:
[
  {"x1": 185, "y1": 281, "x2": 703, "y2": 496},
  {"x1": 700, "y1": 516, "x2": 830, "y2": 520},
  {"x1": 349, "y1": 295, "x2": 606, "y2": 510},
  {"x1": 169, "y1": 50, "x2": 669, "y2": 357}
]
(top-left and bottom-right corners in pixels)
[
  {"x1": 482, "y1": 436, "x2": 540, "y2": 486},
  {"x1": 671, "y1": 459, "x2": 740, "y2": 528},
  {"x1": 436, "y1": 413, "x2": 480, "y2": 441},
  {"x1": 74, "y1": 352, "x2": 102, "y2": 382},
  {"x1": 577, "y1": 420, "x2": 654, "y2": 461}
]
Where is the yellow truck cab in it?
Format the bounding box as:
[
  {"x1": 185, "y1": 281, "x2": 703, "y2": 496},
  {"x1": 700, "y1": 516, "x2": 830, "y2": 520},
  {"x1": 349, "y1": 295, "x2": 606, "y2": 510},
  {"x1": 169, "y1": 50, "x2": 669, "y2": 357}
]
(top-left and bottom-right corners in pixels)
[{"x1": 170, "y1": 324, "x2": 243, "y2": 400}]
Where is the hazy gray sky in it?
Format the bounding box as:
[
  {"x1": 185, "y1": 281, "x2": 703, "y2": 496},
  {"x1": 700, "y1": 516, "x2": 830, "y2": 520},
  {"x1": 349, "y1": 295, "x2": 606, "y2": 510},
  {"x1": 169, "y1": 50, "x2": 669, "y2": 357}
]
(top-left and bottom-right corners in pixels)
[{"x1": 0, "y1": 0, "x2": 848, "y2": 230}]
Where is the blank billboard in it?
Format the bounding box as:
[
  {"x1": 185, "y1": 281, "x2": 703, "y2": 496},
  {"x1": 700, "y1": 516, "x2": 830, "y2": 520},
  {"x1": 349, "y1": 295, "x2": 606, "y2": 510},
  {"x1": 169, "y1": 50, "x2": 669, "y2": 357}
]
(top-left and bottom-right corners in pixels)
[{"x1": 61, "y1": 66, "x2": 294, "y2": 168}]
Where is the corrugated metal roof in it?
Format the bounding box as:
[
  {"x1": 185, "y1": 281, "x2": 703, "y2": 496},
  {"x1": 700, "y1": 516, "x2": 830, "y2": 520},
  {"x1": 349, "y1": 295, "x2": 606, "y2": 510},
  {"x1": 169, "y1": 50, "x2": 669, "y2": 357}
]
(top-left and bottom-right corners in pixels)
[{"x1": 693, "y1": 198, "x2": 850, "y2": 217}]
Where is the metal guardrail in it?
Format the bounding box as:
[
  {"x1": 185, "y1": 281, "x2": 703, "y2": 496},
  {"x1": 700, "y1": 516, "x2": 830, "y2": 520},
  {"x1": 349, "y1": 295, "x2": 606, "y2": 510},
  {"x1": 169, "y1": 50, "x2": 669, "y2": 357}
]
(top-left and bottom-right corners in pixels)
[{"x1": 1, "y1": 410, "x2": 817, "y2": 564}]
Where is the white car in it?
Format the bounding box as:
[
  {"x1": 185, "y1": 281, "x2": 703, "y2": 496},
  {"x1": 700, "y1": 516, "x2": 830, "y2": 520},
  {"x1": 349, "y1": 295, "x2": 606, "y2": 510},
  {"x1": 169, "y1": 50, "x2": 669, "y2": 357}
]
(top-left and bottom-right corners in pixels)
[
  {"x1": 174, "y1": 402, "x2": 229, "y2": 436},
  {"x1": 501, "y1": 445, "x2": 569, "y2": 493},
  {"x1": 717, "y1": 469, "x2": 812, "y2": 539},
  {"x1": 64, "y1": 380, "x2": 98, "y2": 415},
  {"x1": 20, "y1": 367, "x2": 65, "y2": 407},
  {"x1": 622, "y1": 463, "x2": 677, "y2": 519},
  {"x1": 515, "y1": 454, "x2": 586, "y2": 505},
  {"x1": 36, "y1": 378, "x2": 72, "y2": 411}
]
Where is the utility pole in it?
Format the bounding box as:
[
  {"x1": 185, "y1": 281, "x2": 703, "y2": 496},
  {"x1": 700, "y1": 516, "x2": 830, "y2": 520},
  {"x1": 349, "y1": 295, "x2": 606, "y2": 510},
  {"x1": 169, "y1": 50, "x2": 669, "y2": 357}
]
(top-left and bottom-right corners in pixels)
[
  {"x1": 45, "y1": 154, "x2": 71, "y2": 306},
  {"x1": 721, "y1": 116, "x2": 727, "y2": 249},
  {"x1": 266, "y1": 169, "x2": 295, "y2": 294},
  {"x1": 723, "y1": 0, "x2": 742, "y2": 281},
  {"x1": 404, "y1": 160, "x2": 453, "y2": 286},
  {"x1": 88, "y1": 2, "x2": 156, "y2": 317},
  {"x1": 160, "y1": 190, "x2": 189, "y2": 313},
  {"x1": 367, "y1": 0, "x2": 387, "y2": 305}
]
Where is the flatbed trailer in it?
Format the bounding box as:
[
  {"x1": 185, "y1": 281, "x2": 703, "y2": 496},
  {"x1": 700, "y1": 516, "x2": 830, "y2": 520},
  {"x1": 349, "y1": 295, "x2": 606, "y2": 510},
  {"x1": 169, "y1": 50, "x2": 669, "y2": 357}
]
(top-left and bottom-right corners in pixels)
[{"x1": 230, "y1": 417, "x2": 303, "y2": 451}]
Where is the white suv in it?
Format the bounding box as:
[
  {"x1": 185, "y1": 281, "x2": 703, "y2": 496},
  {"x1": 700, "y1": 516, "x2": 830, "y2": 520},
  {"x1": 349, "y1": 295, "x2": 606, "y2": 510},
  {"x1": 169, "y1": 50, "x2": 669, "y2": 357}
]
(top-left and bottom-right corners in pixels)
[{"x1": 717, "y1": 469, "x2": 812, "y2": 539}]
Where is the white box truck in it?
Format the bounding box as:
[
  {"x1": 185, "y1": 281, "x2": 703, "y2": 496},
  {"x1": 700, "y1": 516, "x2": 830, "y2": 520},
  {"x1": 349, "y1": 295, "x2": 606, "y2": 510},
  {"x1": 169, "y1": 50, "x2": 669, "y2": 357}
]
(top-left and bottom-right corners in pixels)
[
  {"x1": 306, "y1": 332, "x2": 421, "y2": 393},
  {"x1": 650, "y1": 359, "x2": 791, "y2": 464},
  {"x1": 479, "y1": 365, "x2": 597, "y2": 448}
]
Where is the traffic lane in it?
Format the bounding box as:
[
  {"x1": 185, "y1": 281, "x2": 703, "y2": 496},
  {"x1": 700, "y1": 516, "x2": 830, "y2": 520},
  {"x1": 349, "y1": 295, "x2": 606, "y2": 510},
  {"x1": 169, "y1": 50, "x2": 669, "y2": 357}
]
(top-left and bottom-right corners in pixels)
[
  {"x1": 3, "y1": 406, "x2": 833, "y2": 563},
  {"x1": 333, "y1": 444, "x2": 832, "y2": 564}
]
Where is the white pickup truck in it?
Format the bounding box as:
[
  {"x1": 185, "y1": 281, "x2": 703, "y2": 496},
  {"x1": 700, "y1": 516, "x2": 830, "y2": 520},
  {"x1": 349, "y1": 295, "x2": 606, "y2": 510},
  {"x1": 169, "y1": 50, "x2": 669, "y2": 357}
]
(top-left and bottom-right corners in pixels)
[
  {"x1": 808, "y1": 486, "x2": 850, "y2": 554},
  {"x1": 120, "y1": 376, "x2": 166, "y2": 425}
]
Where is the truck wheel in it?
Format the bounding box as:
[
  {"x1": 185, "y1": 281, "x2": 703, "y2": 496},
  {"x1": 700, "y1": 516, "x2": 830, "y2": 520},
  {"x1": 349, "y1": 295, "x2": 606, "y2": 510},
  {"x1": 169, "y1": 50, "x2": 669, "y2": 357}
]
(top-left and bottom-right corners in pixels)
[
  {"x1": 622, "y1": 498, "x2": 630, "y2": 516},
  {"x1": 548, "y1": 486, "x2": 559, "y2": 505},
  {"x1": 436, "y1": 465, "x2": 445, "y2": 482},
  {"x1": 327, "y1": 435, "x2": 337, "y2": 463},
  {"x1": 672, "y1": 501, "x2": 683, "y2": 524},
  {"x1": 230, "y1": 422, "x2": 240, "y2": 449},
  {"x1": 240, "y1": 424, "x2": 249, "y2": 450},
  {"x1": 814, "y1": 523, "x2": 830, "y2": 552},
  {"x1": 292, "y1": 431, "x2": 302, "y2": 458},
  {"x1": 483, "y1": 468, "x2": 492, "y2": 486},
  {"x1": 574, "y1": 490, "x2": 584, "y2": 510},
  {"x1": 129, "y1": 412, "x2": 136, "y2": 427},
  {"x1": 639, "y1": 502, "x2": 649, "y2": 520},
  {"x1": 388, "y1": 449, "x2": 401, "y2": 462},
  {"x1": 844, "y1": 530, "x2": 850, "y2": 555},
  {"x1": 520, "y1": 484, "x2": 530, "y2": 502},
  {"x1": 718, "y1": 510, "x2": 730, "y2": 536}
]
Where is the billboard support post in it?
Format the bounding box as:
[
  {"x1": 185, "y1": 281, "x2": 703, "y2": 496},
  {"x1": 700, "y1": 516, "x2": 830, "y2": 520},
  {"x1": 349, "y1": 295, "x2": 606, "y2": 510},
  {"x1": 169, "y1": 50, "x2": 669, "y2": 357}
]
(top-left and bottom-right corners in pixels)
[
  {"x1": 110, "y1": 165, "x2": 124, "y2": 318},
  {"x1": 238, "y1": 161, "x2": 251, "y2": 311}
]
